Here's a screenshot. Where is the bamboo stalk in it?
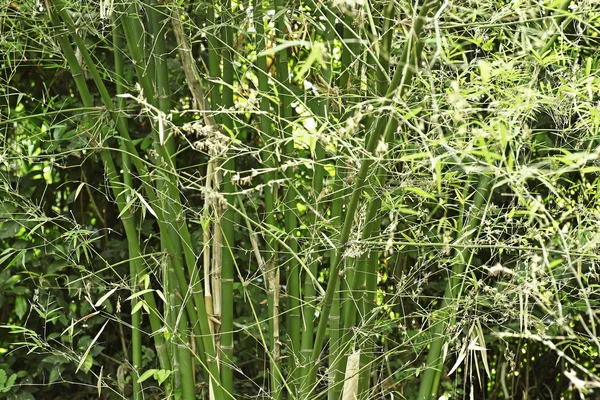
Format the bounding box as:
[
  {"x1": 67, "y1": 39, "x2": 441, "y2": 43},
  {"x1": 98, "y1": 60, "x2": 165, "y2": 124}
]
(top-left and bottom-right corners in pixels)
[
  {"x1": 116, "y1": 7, "x2": 212, "y2": 397},
  {"x1": 145, "y1": 2, "x2": 198, "y2": 394},
  {"x1": 357, "y1": 250, "x2": 379, "y2": 398},
  {"x1": 300, "y1": 4, "x2": 336, "y2": 393},
  {"x1": 206, "y1": 0, "x2": 222, "y2": 125},
  {"x1": 356, "y1": 5, "x2": 395, "y2": 394},
  {"x1": 219, "y1": 0, "x2": 236, "y2": 392},
  {"x1": 417, "y1": 176, "x2": 492, "y2": 400},
  {"x1": 300, "y1": 97, "x2": 326, "y2": 374},
  {"x1": 254, "y1": 0, "x2": 282, "y2": 396},
  {"x1": 205, "y1": 161, "x2": 216, "y2": 337},
  {"x1": 326, "y1": 13, "x2": 360, "y2": 400},
  {"x1": 211, "y1": 163, "x2": 224, "y2": 365},
  {"x1": 273, "y1": 0, "x2": 301, "y2": 390},
  {"x1": 113, "y1": 14, "x2": 142, "y2": 398}
]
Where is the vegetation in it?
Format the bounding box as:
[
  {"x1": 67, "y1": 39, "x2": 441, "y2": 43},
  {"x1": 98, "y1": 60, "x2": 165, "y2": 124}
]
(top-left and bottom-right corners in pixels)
[{"x1": 1, "y1": 0, "x2": 600, "y2": 399}]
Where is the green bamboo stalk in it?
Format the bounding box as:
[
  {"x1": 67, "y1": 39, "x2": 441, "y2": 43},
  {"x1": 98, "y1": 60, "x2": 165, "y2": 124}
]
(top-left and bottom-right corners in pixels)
[
  {"x1": 300, "y1": 1, "x2": 441, "y2": 397},
  {"x1": 299, "y1": 1, "x2": 336, "y2": 392},
  {"x1": 205, "y1": 0, "x2": 222, "y2": 125},
  {"x1": 120, "y1": 1, "x2": 155, "y2": 106},
  {"x1": 325, "y1": 13, "x2": 360, "y2": 400},
  {"x1": 254, "y1": 0, "x2": 282, "y2": 397},
  {"x1": 145, "y1": 5, "x2": 204, "y2": 395},
  {"x1": 174, "y1": 299, "x2": 197, "y2": 400},
  {"x1": 417, "y1": 176, "x2": 492, "y2": 400},
  {"x1": 113, "y1": 13, "x2": 142, "y2": 399},
  {"x1": 356, "y1": 5, "x2": 395, "y2": 394},
  {"x1": 357, "y1": 250, "x2": 379, "y2": 397},
  {"x1": 146, "y1": 0, "x2": 176, "y2": 157},
  {"x1": 106, "y1": 10, "x2": 211, "y2": 392},
  {"x1": 47, "y1": 0, "x2": 172, "y2": 372},
  {"x1": 300, "y1": 96, "x2": 326, "y2": 377},
  {"x1": 119, "y1": 2, "x2": 212, "y2": 369},
  {"x1": 334, "y1": 0, "x2": 430, "y2": 391},
  {"x1": 220, "y1": 0, "x2": 236, "y2": 393},
  {"x1": 273, "y1": 0, "x2": 301, "y2": 389}
]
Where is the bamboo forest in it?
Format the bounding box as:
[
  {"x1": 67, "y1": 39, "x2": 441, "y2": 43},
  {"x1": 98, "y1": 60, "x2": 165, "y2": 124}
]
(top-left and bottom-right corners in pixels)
[{"x1": 1, "y1": 0, "x2": 600, "y2": 399}]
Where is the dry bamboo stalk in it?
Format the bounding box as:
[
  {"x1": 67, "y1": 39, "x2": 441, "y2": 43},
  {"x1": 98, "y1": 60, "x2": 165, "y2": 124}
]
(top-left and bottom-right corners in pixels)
[
  {"x1": 342, "y1": 350, "x2": 360, "y2": 400},
  {"x1": 204, "y1": 161, "x2": 215, "y2": 336}
]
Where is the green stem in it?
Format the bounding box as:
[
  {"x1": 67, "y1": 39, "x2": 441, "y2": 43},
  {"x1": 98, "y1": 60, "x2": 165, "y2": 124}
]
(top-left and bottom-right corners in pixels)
[
  {"x1": 357, "y1": 250, "x2": 379, "y2": 397},
  {"x1": 220, "y1": 0, "x2": 236, "y2": 393},
  {"x1": 254, "y1": 0, "x2": 282, "y2": 397},
  {"x1": 274, "y1": 0, "x2": 300, "y2": 390},
  {"x1": 206, "y1": 0, "x2": 222, "y2": 124},
  {"x1": 113, "y1": 12, "x2": 142, "y2": 399}
]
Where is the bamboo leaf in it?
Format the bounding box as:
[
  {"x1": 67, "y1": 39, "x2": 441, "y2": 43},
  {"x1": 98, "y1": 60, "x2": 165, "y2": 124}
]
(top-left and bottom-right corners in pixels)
[
  {"x1": 126, "y1": 289, "x2": 155, "y2": 301},
  {"x1": 76, "y1": 320, "x2": 108, "y2": 373},
  {"x1": 134, "y1": 191, "x2": 158, "y2": 219},
  {"x1": 95, "y1": 287, "x2": 118, "y2": 307},
  {"x1": 74, "y1": 182, "x2": 86, "y2": 201},
  {"x1": 476, "y1": 321, "x2": 491, "y2": 378},
  {"x1": 131, "y1": 301, "x2": 145, "y2": 315},
  {"x1": 156, "y1": 290, "x2": 166, "y2": 304},
  {"x1": 97, "y1": 366, "x2": 103, "y2": 397},
  {"x1": 448, "y1": 341, "x2": 468, "y2": 376},
  {"x1": 257, "y1": 40, "x2": 311, "y2": 57},
  {"x1": 61, "y1": 311, "x2": 101, "y2": 336},
  {"x1": 405, "y1": 187, "x2": 436, "y2": 201},
  {"x1": 117, "y1": 193, "x2": 137, "y2": 220}
]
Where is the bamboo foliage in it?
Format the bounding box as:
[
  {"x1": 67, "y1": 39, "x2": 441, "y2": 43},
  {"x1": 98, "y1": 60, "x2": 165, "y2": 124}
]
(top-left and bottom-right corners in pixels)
[
  {"x1": 45, "y1": 0, "x2": 443, "y2": 396},
  {"x1": 16, "y1": 0, "x2": 591, "y2": 399}
]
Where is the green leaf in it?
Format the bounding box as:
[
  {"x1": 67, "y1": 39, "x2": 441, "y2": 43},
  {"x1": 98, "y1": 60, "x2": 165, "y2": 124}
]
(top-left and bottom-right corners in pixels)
[
  {"x1": 126, "y1": 289, "x2": 155, "y2": 301},
  {"x1": 134, "y1": 191, "x2": 157, "y2": 219},
  {"x1": 257, "y1": 40, "x2": 310, "y2": 57},
  {"x1": 76, "y1": 320, "x2": 108, "y2": 373},
  {"x1": 49, "y1": 368, "x2": 61, "y2": 384},
  {"x1": 478, "y1": 60, "x2": 491, "y2": 83},
  {"x1": 397, "y1": 207, "x2": 419, "y2": 216},
  {"x1": 404, "y1": 187, "x2": 436, "y2": 201},
  {"x1": 94, "y1": 287, "x2": 118, "y2": 307},
  {"x1": 0, "y1": 202, "x2": 17, "y2": 218},
  {"x1": 131, "y1": 300, "x2": 145, "y2": 315},
  {"x1": 0, "y1": 222, "x2": 21, "y2": 239},
  {"x1": 0, "y1": 372, "x2": 16, "y2": 393},
  {"x1": 138, "y1": 369, "x2": 158, "y2": 384},
  {"x1": 155, "y1": 369, "x2": 173, "y2": 385},
  {"x1": 15, "y1": 296, "x2": 27, "y2": 320}
]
